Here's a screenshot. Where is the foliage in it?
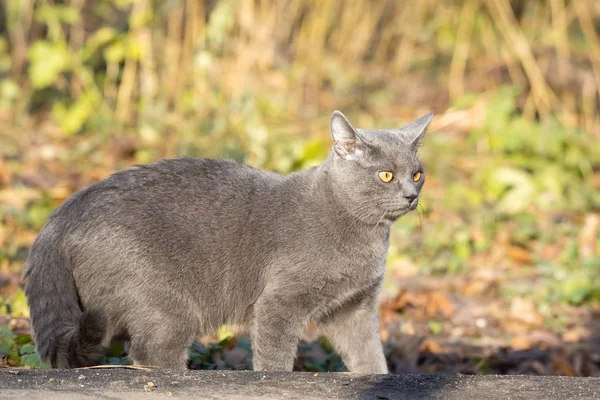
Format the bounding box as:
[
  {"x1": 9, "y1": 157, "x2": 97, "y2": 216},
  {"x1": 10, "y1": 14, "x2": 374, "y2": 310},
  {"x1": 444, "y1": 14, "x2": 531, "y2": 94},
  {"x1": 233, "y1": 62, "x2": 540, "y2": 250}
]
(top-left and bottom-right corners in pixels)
[
  {"x1": 0, "y1": 326, "x2": 46, "y2": 368},
  {"x1": 473, "y1": 87, "x2": 599, "y2": 214}
]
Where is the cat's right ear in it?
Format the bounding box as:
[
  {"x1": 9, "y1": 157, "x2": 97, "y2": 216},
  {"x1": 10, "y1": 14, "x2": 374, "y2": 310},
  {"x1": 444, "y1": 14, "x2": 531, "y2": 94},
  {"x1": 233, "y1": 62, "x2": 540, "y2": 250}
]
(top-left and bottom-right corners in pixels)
[
  {"x1": 395, "y1": 113, "x2": 433, "y2": 150},
  {"x1": 330, "y1": 111, "x2": 363, "y2": 160}
]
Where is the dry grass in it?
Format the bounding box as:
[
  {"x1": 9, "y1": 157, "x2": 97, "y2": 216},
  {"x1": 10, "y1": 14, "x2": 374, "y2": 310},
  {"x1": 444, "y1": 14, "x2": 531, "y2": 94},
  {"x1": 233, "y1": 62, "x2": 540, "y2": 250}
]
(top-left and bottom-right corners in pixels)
[{"x1": 3, "y1": 0, "x2": 599, "y2": 135}]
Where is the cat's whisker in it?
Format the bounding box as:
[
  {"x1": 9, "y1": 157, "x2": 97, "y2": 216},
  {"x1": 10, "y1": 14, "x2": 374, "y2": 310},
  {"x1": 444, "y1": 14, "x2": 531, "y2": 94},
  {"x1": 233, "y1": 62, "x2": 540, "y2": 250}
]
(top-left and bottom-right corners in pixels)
[
  {"x1": 332, "y1": 202, "x2": 380, "y2": 224},
  {"x1": 348, "y1": 208, "x2": 378, "y2": 231},
  {"x1": 372, "y1": 206, "x2": 391, "y2": 232},
  {"x1": 414, "y1": 202, "x2": 425, "y2": 232},
  {"x1": 412, "y1": 209, "x2": 423, "y2": 233},
  {"x1": 375, "y1": 199, "x2": 402, "y2": 209}
]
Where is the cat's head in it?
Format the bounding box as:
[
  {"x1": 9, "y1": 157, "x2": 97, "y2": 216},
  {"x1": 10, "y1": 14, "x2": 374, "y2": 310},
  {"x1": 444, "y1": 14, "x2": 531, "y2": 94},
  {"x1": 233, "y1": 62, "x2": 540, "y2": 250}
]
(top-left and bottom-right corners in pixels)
[{"x1": 328, "y1": 110, "x2": 432, "y2": 225}]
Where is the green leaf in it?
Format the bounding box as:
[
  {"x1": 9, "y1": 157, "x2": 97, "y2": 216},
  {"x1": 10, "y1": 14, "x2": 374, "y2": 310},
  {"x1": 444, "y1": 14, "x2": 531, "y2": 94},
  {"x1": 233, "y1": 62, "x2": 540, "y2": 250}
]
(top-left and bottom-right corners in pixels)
[
  {"x1": 26, "y1": 195, "x2": 54, "y2": 230},
  {"x1": 105, "y1": 341, "x2": 125, "y2": 358},
  {"x1": 13, "y1": 334, "x2": 33, "y2": 347},
  {"x1": 9, "y1": 289, "x2": 30, "y2": 317},
  {"x1": 487, "y1": 167, "x2": 535, "y2": 214},
  {"x1": 583, "y1": 257, "x2": 600, "y2": 275},
  {"x1": 0, "y1": 325, "x2": 14, "y2": 356},
  {"x1": 19, "y1": 343, "x2": 47, "y2": 368},
  {"x1": 188, "y1": 340, "x2": 208, "y2": 361},
  {"x1": 303, "y1": 360, "x2": 325, "y2": 372},
  {"x1": 429, "y1": 320, "x2": 443, "y2": 335},
  {"x1": 216, "y1": 325, "x2": 234, "y2": 341},
  {"x1": 21, "y1": 352, "x2": 47, "y2": 369},
  {"x1": 35, "y1": 5, "x2": 81, "y2": 25},
  {"x1": 82, "y1": 27, "x2": 118, "y2": 60},
  {"x1": 19, "y1": 344, "x2": 36, "y2": 355},
  {"x1": 562, "y1": 276, "x2": 594, "y2": 305},
  {"x1": 28, "y1": 40, "x2": 70, "y2": 89},
  {"x1": 104, "y1": 41, "x2": 126, "y2": 64},
  {"x1": 0, "y1": 79, "x2": 20, "y2": 101},
  {"x1": 105, "y1": 356, "x2": 132, "y2": 365},
  {"x1": 51, "y1": 90, "x2": 102, "y2": 134}
]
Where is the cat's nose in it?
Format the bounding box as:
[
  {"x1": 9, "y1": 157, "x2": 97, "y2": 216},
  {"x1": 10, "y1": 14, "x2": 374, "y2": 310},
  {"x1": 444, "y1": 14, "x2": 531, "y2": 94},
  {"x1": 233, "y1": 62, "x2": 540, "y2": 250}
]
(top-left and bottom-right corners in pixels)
[{"x1": 404, "y1": 194, "x2": 417, "y2": 204}]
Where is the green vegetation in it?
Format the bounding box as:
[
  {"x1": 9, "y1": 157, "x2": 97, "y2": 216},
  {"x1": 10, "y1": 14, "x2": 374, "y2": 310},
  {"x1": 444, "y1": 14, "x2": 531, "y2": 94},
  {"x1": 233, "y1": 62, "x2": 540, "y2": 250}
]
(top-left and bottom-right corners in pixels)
[
  {"x1": 0, "y1": 326, "x2": 44, "y2": 368},
  {"x1": 0, "y1": 0, "x2": 599, "y2": 374}
]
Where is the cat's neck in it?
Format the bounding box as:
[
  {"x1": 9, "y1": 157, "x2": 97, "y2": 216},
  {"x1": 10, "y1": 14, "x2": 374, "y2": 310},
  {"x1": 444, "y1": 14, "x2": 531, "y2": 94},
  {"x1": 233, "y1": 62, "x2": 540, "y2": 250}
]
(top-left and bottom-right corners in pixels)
[{"x1": 300, "y1": 155, "x2": 391, "y2": 240}]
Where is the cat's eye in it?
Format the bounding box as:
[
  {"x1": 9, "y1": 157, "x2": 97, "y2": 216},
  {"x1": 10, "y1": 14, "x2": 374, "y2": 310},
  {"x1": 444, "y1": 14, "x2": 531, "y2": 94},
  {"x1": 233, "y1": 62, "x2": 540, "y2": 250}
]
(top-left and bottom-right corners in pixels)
[
  {"x1": 413, "y1": 172, "x2": 422, "y2": 182},
  {"x1": 378, "y1": 171, "x2": 394, "y2": 183}
]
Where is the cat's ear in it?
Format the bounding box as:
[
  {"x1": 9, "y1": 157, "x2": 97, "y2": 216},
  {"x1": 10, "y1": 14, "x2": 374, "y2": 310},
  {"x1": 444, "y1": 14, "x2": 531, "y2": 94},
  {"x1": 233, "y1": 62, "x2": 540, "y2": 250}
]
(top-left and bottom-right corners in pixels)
[
  {"x1": 330, "y1": 110, "x2": 363, "y2": 159},
  {"x1": 395, "y1": 113, "x2": 433, "y2": 149}
]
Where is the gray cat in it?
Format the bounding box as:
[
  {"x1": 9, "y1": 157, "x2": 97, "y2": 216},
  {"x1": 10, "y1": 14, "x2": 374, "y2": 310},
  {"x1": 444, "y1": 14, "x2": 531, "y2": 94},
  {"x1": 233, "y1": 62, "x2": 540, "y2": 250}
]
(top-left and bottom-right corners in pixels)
[{"x1": 23, "y1": 110, "x2": 432, "y2": 372}]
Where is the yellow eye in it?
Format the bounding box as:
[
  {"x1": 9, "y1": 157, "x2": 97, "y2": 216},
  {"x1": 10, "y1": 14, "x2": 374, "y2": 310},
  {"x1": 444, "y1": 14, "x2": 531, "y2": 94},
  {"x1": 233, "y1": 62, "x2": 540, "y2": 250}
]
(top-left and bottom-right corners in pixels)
[
  {"x1": 413, "y1": 172, "x2": 422, "y2": 182},
  {"x1": 378, "y1": 171, "x2": 393, "y2": 183}
]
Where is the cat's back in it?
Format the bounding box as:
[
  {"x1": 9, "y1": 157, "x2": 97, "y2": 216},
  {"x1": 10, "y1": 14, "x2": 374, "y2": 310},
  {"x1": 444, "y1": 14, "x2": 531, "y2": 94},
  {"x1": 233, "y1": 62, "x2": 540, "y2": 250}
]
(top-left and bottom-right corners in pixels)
[
  {"x1": 109, "y1": 157, "x2": 279, "y2": 194},
  {"x1": 53, "y1": 157, "x2": 282, "y2": 231}
]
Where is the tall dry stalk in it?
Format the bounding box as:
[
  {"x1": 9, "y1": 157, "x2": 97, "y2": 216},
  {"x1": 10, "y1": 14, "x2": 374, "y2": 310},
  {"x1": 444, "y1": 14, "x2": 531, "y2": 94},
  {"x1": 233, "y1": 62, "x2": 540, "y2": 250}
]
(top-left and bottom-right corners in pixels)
[{"x1": 3, "y1": 0, "x2": 600, "y2": 132}]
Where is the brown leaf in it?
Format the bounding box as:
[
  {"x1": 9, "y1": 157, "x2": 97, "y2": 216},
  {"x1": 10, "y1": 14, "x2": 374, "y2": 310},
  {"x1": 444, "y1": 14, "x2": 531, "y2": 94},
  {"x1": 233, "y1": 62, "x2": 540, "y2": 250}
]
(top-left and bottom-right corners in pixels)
[
  {"x1": 426, "y1": 292, "x2": 455, "y2": 318},
  {"x1": 506, "y1": 245, "x2": 533, "y2": 264},
  {"x1": 510, "y1": 297, "x2": 543, "y2": 327},
  {"x1": 463, "y1": 279, "x2": 493, "y2": 296},
  {"x1": 511, "y1": 335, "x2": 532, "y2": 350},
  {"x1": 386, "y1": 290, "x2": 454, "y2": 319},
  {"x1": 48, "y1": 186, "x2": 71, "y2": 204},
  {"x1": 551, "y1": 353, "x2": 578, "y2": 377},
  {"x1": 389, "y1": 291, "x2": 412, "y2": 312},
  {"x1": 420, "y1": 338, "x2": 444, "y2": 354},
  {"x1": 562, "y1": 327, "x2": 593, "y2": 343}
]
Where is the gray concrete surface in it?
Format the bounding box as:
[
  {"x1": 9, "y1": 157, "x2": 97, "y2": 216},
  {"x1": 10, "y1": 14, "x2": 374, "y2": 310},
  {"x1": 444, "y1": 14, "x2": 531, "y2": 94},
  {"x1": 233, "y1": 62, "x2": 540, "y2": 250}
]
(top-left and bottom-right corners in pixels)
[{"x1": 0, "y1": 368, "x2": 599, "y2": 399}]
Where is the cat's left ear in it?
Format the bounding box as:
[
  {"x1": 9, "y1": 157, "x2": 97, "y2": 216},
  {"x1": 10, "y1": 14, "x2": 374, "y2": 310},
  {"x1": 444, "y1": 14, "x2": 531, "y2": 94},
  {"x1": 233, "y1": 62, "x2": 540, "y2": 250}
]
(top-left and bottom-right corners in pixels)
[
  {"x1": 330, "y1": 110, "x2": 364, "y2": 160},
  {"x1": 395, "y1": 113, "x2": 433, "y2": 149}
]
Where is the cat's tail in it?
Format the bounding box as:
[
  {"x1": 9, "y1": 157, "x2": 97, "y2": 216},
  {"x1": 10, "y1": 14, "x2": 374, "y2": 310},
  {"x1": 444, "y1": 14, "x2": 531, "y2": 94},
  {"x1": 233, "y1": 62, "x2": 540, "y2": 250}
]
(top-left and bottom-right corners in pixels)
[{"x1": 23, "y1": 226, "x2": 107, "y2": 368}]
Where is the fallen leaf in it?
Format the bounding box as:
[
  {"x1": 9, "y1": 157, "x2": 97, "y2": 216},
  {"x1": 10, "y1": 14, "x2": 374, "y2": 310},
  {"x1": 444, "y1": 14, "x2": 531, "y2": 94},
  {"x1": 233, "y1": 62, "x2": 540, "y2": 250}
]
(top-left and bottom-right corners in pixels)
[
  {"x1": 551, "y1": 354, "x2": 578, "y2": 377},
  {"x1": 420, "y1": 338, "x2": 444, "y2": 354},
  {"x1": 510, "y1": 297, "x2": 543, "y2": 327},
  {"x1": 511, "y1": 335, "x2": 532, "y2": 351},
  {"x1": 506, "y1": 245, "x2": 533, "y2": 264},
  {"x1": 562, "y1": 327, "x2": 592, "y2": 343}
]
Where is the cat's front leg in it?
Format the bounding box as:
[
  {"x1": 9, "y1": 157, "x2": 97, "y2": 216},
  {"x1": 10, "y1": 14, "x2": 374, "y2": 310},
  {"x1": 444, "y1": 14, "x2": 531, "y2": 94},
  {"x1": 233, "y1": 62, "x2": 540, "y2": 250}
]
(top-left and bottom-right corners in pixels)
[
  {"x1": 251, "y1": 295, "x2": 307, "y2": 371},
  {"x1": 319, "y1": 296, "x2": 388, "y2": 374}
]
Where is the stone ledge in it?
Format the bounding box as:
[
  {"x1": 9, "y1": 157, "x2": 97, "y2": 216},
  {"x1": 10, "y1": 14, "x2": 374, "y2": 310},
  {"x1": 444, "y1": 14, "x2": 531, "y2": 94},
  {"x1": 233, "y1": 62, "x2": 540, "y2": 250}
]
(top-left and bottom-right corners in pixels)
[{"x1": 0, "y1": 368, "x2": 599, "y2": 399}]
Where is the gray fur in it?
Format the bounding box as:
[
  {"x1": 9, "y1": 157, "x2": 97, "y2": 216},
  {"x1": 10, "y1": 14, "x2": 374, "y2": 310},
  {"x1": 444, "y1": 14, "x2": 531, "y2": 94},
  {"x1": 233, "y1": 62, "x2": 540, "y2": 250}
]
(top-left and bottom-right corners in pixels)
[{"x1": 23, "y1": 110, "x2": 432, "y2": 372}]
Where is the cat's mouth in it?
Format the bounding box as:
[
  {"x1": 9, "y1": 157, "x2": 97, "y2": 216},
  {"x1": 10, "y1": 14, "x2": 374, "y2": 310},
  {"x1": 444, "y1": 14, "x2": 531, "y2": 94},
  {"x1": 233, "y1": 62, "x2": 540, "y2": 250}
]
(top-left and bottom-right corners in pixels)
[
  {"x1": 377, "y1": 198, "x2": 418, "y2": 220},
  {"x1": 387, "y1": 206, "x2": 413, "y2": 217}
]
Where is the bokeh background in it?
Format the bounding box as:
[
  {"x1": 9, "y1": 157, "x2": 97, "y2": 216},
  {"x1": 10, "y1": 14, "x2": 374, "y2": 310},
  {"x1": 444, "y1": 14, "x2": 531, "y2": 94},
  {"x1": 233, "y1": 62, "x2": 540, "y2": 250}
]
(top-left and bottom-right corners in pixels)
[{"x1": 0, "y1": 0, "x2": 599, "y2": 375}]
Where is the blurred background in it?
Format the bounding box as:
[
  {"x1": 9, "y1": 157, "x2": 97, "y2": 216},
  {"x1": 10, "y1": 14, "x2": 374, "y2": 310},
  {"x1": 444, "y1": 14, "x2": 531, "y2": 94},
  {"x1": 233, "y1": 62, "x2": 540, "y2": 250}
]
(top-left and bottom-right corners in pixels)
[{"x1": 0, "y1": 0, "x2": 599, "y2": 375}]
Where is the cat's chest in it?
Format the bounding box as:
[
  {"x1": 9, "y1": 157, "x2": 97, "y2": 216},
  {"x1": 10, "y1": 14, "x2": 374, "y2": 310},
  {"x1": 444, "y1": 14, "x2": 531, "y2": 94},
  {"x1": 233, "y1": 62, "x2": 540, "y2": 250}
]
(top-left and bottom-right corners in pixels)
[
  {"x1": 272, "y1": 225, "x2": 389, "y2": 294},
  {"x1": 318, "y1": 238, "x2": 388, "y2": 288},
  {"x1": 310, "y1": 255, "x2": 385, "y2": 321},
  {"x1": 326, "y1": 233, "x2": 388, "y2": 272}
]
